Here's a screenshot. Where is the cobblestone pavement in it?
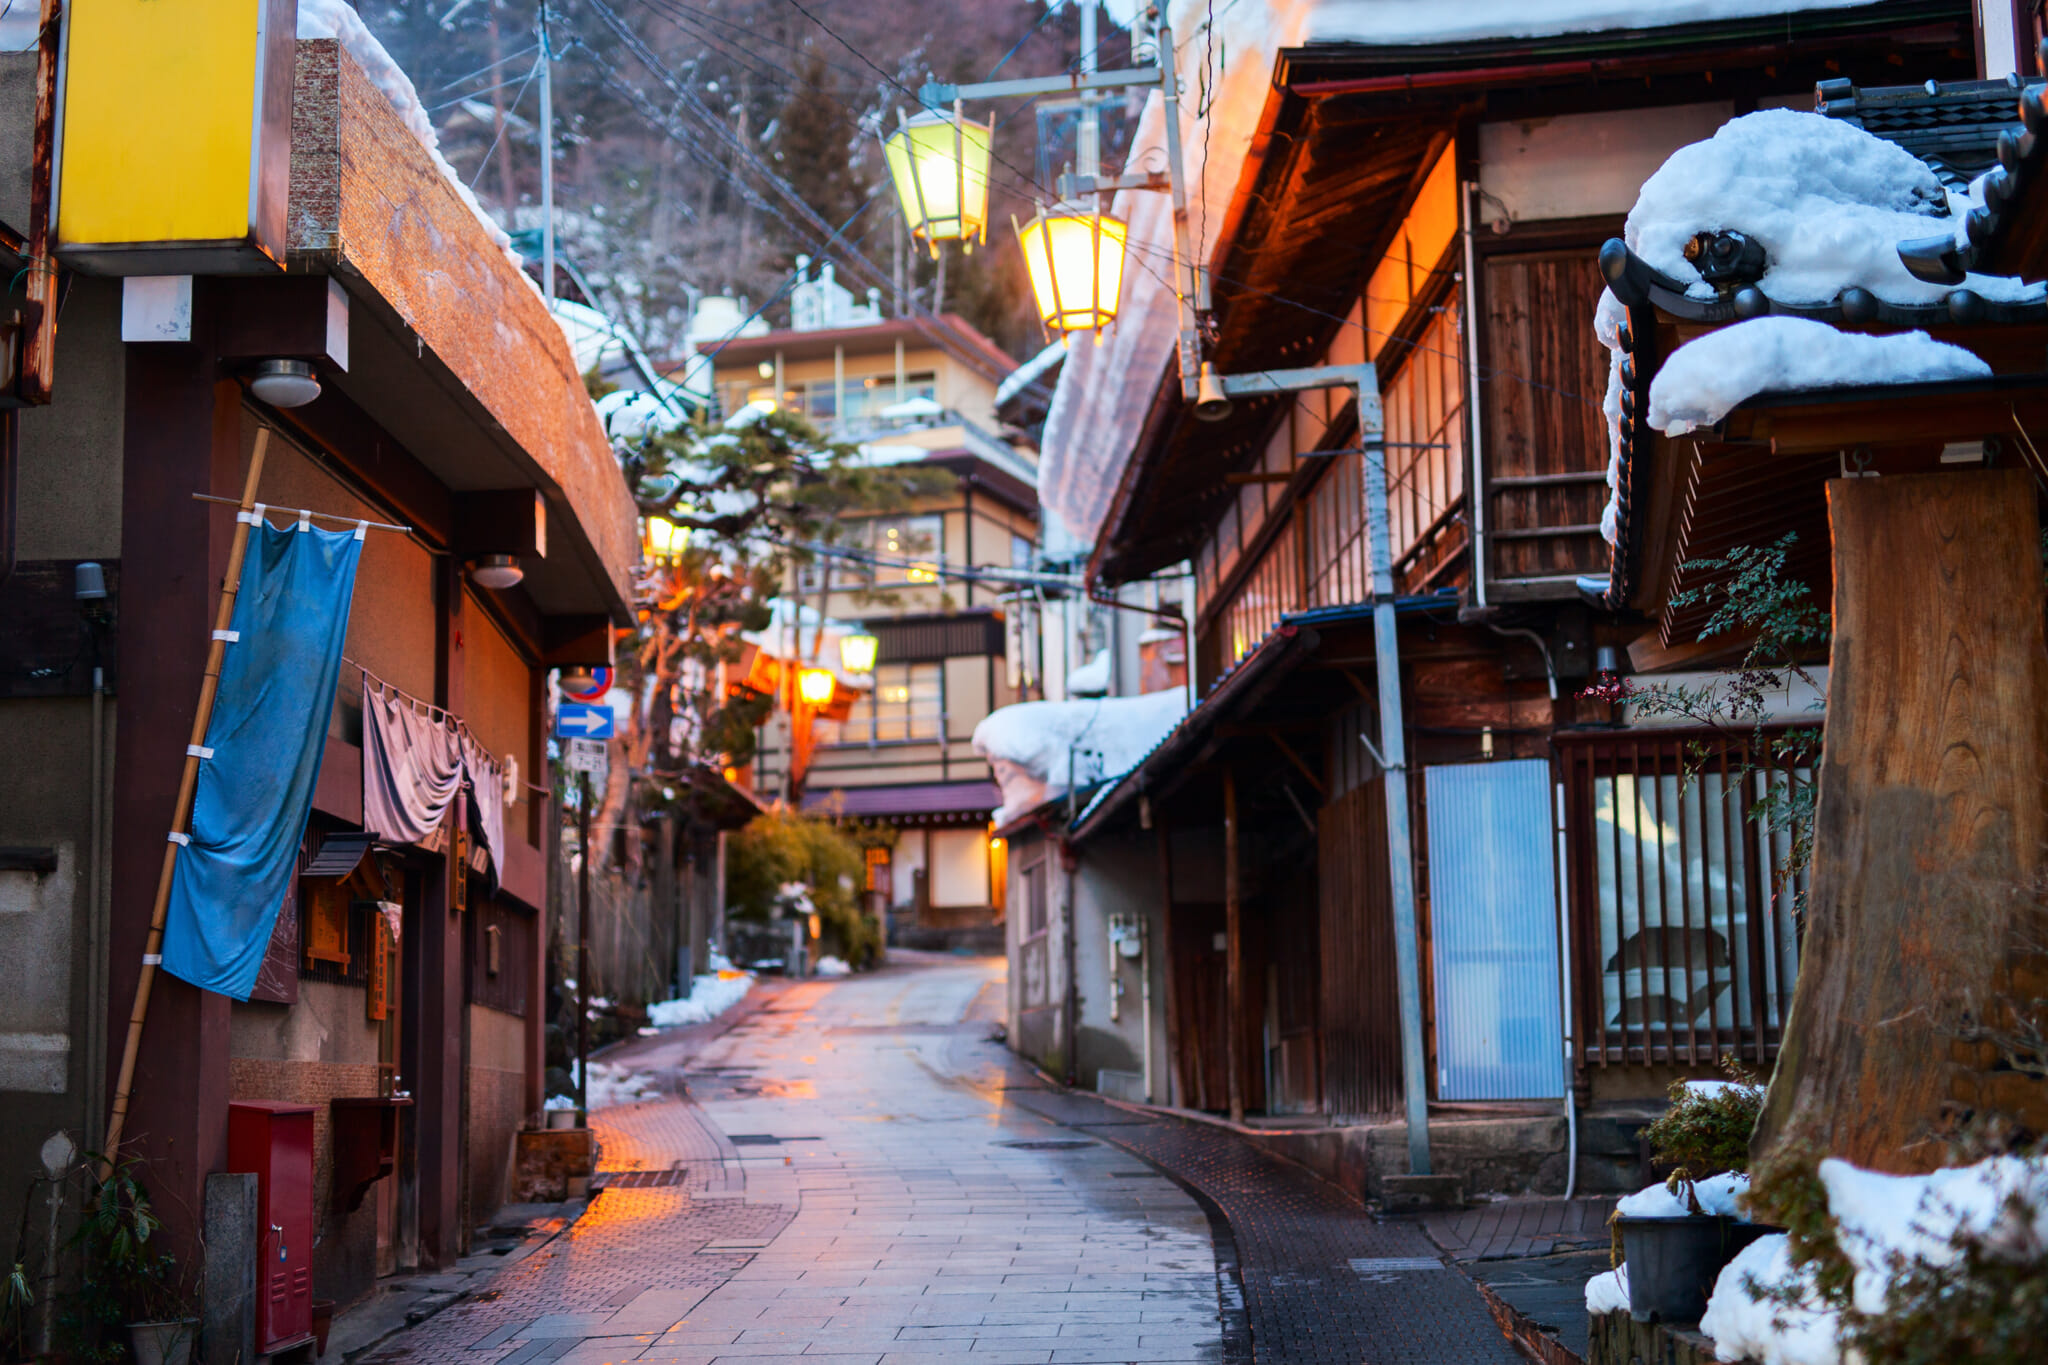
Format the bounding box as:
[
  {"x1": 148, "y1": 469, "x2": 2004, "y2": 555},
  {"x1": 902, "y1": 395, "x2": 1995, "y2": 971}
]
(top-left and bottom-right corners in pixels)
[{"x1": 367, "y1": 954, "x2": 1527, "y2": 1365}]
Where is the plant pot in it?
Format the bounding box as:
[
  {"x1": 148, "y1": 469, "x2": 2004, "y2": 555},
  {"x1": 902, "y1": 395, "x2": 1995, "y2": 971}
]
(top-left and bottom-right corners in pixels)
[
  {"x1": 1615, "y1": 1215, "x2": 1775, "y2": 1323},
  {"x1": 129, "y1": 1317, "x2": 199, "y2": 1365},
  {"x1": 312, "y1": 1298, "x2": 336, "y2": 1357},
  {"x1": 547, "y1": 1109, "x2": 580, "y2": 1131}
]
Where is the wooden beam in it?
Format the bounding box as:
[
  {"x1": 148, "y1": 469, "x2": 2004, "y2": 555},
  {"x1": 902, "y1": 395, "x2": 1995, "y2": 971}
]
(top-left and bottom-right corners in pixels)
[
  {"x1": 1224, "y1": 767, "x2": 1244, "y2": 1126},
  {"x1": 1267, "y1": 732, "x2": 1326, "y2": 798},
  {"x1": 1752, "y1": 469, "x2": 2048, "y2": 1178},
  {"x1": 1157, "y1": 819, "x2": 1185, "y2": 1110}
]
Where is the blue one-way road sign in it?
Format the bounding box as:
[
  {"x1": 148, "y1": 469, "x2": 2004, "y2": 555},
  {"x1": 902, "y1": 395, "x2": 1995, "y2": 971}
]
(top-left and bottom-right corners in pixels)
[{"x1": 555, "y1": 702, "x2": 615, "y2": 740}]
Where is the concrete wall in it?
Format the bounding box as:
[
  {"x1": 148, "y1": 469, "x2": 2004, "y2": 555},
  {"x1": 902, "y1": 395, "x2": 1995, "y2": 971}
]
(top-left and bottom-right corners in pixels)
[
  {"x1": 0, "y1": 276, "x2": 125, "y2": 1307},
  {"x1": 1003, "y1": 827, "x2": 1171, "y2": 1105}
]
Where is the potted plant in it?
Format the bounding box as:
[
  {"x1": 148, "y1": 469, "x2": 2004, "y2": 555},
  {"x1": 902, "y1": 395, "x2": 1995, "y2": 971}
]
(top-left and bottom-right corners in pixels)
[
  {"x1": 64, "y1": 1157, "x2": 196, "y2": 1365},
  {"x1": 1614, "y1": 1059, "x2": 1774, "y2": 1323}
]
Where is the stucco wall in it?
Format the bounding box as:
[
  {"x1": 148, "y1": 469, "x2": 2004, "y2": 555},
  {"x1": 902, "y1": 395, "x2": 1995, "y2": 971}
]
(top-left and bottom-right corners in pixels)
[
  {"x1": 465, "y1": 1004, "x2": 525, "y2": 1226},
  {"x1": 462, "y1": 603, "x2": 532, "y2": 847},
  {"x1": 230, "y1": 981, "x2": 385, "y2": 1308},
  {"x1": 252, "y1": 420, "x2": 439, "y2": 704}
]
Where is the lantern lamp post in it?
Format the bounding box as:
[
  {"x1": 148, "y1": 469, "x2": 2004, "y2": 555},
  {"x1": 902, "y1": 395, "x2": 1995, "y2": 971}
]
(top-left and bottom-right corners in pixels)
[
  {"x1": 883, "y1": 105, "x2": 995, "y2": 254},
  {"x1": 839, "y1": 632, "x2": 880, "y2": 674},
  {"x1": 1016, "y1": 200, "x2": 1129, "y2": 337}
]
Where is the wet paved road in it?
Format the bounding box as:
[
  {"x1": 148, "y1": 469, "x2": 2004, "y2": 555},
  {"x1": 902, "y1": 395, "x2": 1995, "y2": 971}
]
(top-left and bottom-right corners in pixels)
[{"x1": 376, "y1": 954, "x2": 1521, "y2": 1365}]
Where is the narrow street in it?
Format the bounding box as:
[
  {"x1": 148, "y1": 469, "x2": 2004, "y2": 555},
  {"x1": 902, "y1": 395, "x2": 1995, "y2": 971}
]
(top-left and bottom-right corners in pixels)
[{"x1": 371, "y1": 955, "x2": 1521, "y2": 1365}]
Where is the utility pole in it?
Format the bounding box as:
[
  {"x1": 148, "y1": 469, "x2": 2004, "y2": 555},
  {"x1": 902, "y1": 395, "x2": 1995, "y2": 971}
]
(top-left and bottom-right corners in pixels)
[
  {"x1": 575, "y1": 771, "x2": 590, "y2": 1116},
  {"x1": 538, "y1": 1, "x2": 555, "y2": 305},
  {"x1": 1077, "y1": 0, "x2": 1099, "y2": 182}
]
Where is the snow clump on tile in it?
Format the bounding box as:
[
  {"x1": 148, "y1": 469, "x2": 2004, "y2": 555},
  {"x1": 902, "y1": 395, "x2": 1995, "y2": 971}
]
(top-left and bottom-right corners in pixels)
[
  {"x1": 1647, "y1": 316, "x2": 1990, "y2": 435},
  {"x1": 973, "y1": 690, "x2": 1189, "y2": 826},
  {"x1": 1625, "y1": 109, "x2": 2035, "y2": 308},
  {"x1": 298, "y1": 0, "x2": 525, "y2": 271}
]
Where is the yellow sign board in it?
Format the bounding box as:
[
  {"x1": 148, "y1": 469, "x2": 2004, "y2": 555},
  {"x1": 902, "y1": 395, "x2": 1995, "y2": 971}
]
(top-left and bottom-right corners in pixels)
[{"x1": 56, "y1": 0, "x2": 293, "y2": 272}]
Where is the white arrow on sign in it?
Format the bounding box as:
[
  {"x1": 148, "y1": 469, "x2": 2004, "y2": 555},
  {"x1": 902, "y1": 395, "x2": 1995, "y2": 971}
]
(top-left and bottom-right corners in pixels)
[{"x1": 559, "y1": 709, "x2": 609, "y2": 734}]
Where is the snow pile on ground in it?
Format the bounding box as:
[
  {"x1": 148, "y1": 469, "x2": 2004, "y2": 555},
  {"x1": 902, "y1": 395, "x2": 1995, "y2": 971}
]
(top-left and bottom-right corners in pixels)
[
  {"x1": 813, "y1": 955, "x2": 851, "y2": 977},
  {"x1": 973, "y1": 689, "x2": 1189, "y2": 825},
  {"x1": 1696, "y1": 1154, "x2": 2048, "y2": 1365},
  {"x1": 1616, "y1": 1170, "x2": 1753, "y2": 1219},
  {"x1": 1309, "y1": 0, "x2": 1877, "y2": 47},
  {"x1": 1624, "y1": 110, "x2": 2035, "y2": 309},
  {"x1": 568, "y1": 1059, "x2": 664, "y2": 1110},
  {"x1": 298, "y1": 0, "x2": 524, "y2": 271},
  {"x1": 1646, "y1": 317, "x2": 1989, "y2": 435},
  {"x1": 1585, "y1": 1263, "x2": 1630, "y2": 1314},
  {"x1": 646, "y1": 970, "x2": 754, "y2": 1028}
]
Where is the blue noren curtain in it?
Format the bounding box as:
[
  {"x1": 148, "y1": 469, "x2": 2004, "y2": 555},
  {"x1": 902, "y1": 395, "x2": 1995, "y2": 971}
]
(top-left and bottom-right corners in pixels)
[{"x1": 162, "y1": 520, "x2": 363, "y2": 999}]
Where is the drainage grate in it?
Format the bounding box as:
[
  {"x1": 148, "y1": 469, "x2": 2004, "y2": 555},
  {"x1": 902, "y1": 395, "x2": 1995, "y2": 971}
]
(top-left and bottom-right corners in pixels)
[
  {"x1": 1348, "y1": 1257, "x2": 1445, "y2": 1273},
  {"x1": 594, "y1": 1169, "x2": 686, "y2": 1189},
  {"x1": 992, "y1": 1138, "x2": 1096, "y2": 1150}
]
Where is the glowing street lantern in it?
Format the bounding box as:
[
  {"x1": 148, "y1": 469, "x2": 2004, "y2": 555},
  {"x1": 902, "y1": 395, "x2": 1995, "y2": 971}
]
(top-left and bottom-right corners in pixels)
[
  {"x1": 839, "y1": 632, "x2": 880, "y2": 674},
  {"x1": 883, "y1": 106, "x2": 993, "y2": 255},
  {"x1": 1016, "y1": 200, "x2": 1127, "y2": 337},
  {"x1": 644, "y1": 514, "x2": 689, "y2": 564},
  {"x1": 797, "y1": 667, "x2": 837, "y2": 706}
]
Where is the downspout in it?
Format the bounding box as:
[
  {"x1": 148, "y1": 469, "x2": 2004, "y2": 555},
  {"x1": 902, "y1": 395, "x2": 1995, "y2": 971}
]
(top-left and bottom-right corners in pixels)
[
  {"x1": 1556, "y1": 779, "x2": 1578, "y2": 1198},
  {"x1": 1062, "y1": 837, "x2": 1078, "y2": 1087},
  {"x1": 1462, "y1": 181, "x2": 1489, "y2": 607}
]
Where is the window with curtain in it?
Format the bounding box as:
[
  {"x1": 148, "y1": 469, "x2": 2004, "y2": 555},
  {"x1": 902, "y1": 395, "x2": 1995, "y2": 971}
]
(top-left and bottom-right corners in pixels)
[
  {"x1": 1564, "y1": 734, "x2": 1809, "y2": 1067},
  {"x1": 837, "y1": 661, "x2": 942, "y2": 743}
]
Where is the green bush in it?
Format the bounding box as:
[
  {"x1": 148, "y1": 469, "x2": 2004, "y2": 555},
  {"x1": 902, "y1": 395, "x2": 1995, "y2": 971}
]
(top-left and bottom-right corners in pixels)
[
  {"x1": 726, "y1": 810, "x2": 879, "y2": 966},
  {"x1": 1643, "y1": 1056, "x2": 1765, "y2": 1213}
]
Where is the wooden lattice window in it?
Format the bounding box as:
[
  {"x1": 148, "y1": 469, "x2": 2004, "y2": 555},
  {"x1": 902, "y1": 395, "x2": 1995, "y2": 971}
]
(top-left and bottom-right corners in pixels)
[{"x1": 304, "y1": 881, "x2": 352, "y2": 971}]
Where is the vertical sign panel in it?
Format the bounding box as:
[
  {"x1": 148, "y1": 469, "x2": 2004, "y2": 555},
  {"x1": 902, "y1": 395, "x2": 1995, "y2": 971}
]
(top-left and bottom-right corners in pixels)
[{"x1": 1425, "y1": 759, "x2": 1566, "y2": 1100}]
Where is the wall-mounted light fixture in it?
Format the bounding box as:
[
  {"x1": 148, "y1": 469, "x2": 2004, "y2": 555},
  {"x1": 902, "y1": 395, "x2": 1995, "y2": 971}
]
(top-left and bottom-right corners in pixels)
[
  {"x1": 250, "y1": 358, "x2": 321, "y2": 408},
  {"x1": 468, "y1": 553, "x2": 523, "y2": 590}
]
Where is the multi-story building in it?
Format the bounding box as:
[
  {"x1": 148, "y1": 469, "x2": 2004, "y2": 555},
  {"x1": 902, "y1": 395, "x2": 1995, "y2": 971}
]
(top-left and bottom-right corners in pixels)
[
  {"x1": 0, "y1": 17, "x2": 630, "y2": 1326},
  {"x1": 697, "y1": 267, "x2": 1038, "y2": 949}
]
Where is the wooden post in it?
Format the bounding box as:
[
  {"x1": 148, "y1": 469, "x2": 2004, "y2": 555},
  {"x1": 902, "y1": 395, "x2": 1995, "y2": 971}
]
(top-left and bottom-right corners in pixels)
[
  {"x1": 576, "y1": 771, "x2": 592, "y2": 1118},
  {"x1": 1752, "y1": 470, "x2": 2048, "y2": 1174},
  {"x1": 1224, "y1": 768, "x2": 1244, "y2": 1125},
  {"x1": 102, "y1": 428, "x2": 272, "y2": 1173},
  {"x1": 1156, "y1": 817, "x2": 1184, "y2": 1108}
]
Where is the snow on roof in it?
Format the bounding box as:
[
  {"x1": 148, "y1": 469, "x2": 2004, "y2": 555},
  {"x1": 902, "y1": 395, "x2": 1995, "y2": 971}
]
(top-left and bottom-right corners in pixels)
[
  {"x1": 1647, "y1": 316, "x2": 1990, "y2": 436},
  {"x1": 1598, "y1": 108, "x2": 2037, "y2": 542},
  {"x1": 1305, "y1": 0, "x2": 1879, "y2": 46},
  {"x1": 1625, "y1": 109, "x2": 2037, "y2": 309},
  {"x1": 972, "y1": 689, "x2": 1189, "y2": 828},
  {"x1": 995, "y1": 340, "x2": 1066, "y2": 409},
  {"x1": 299, "y1": 0, "x2": 523, "y2": 271}
]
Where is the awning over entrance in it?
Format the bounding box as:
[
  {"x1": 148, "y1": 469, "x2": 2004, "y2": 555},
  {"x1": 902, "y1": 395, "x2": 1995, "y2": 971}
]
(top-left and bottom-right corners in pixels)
[{"x1": 802, "y1": 779, "x2": 1002, "y2": 824}]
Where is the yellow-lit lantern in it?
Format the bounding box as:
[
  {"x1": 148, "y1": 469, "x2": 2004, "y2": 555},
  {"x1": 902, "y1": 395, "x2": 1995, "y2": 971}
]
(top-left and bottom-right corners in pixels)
[
  {"x1": 1016, "y1": 201, "x2": 1128, "y2": 337},
  {"x1": 883, "y1": 105, "x2": 994, "y2": 255},
  {"x1": 797, "y1": 668, "x2": 837, "y2": 706},
  {"x1": 644, "y1": 515, "x2": 689, "y2": 565},
  {"x1": 839, "y1": 632, "x2": 880, "y2": 674}
]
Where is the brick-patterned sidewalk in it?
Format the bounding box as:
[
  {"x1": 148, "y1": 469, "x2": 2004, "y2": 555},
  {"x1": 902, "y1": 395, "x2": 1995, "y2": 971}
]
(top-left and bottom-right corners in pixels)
[
  {"x1": 1003, "y1": 1089, "x2": 1525, "y2": 1365},
  {"x1": 362, "y1": 1096, "x2": 793, "y2": 1365}
]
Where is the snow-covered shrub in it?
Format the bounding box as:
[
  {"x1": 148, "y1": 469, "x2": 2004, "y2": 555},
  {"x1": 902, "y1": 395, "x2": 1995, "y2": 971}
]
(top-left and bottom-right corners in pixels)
[{"x1": 1642, "y1": 1058, "x2": 1765, "y2": 1213}]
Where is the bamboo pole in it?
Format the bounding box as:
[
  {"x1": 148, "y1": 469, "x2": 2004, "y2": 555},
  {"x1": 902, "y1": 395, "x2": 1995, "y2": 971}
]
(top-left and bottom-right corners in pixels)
[{"x1": 101, "y1": 428, "x2": 272, "y2": 1175}]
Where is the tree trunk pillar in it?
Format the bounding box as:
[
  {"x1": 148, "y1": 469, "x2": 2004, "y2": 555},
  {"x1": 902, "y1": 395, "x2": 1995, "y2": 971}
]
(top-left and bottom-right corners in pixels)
[{"x1": 1753, "y1": 469, "x2": 2048, "y2": 1174}]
